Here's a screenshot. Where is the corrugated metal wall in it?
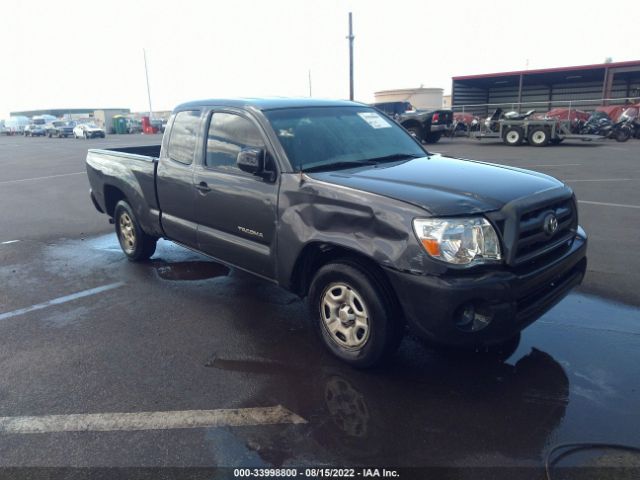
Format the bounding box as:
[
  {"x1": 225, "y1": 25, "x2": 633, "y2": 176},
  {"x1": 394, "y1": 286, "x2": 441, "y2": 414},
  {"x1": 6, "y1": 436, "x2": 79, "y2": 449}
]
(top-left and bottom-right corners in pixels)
[{"x1": 452, "y1": 71, "x2": 640, "y2": 116}]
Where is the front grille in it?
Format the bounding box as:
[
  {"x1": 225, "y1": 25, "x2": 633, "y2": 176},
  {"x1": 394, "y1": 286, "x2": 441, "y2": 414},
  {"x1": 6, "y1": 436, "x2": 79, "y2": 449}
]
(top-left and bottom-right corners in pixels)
[{"x1": 513, "y1": 197, "x2": 576, "y2": 264}]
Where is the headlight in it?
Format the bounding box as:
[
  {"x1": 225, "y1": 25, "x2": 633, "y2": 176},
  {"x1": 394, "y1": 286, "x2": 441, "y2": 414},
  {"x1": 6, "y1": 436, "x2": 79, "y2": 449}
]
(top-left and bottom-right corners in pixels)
[{"x1": 412, "y1": 217, "x2": 501, "y2": 266}]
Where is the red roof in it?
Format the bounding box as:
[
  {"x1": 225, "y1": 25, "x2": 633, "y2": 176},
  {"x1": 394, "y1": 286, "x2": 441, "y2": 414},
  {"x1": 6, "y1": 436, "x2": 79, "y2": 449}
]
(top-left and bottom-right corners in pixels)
[{"x1": 453, "y1": 60, "x2": 640, "y2": 81}]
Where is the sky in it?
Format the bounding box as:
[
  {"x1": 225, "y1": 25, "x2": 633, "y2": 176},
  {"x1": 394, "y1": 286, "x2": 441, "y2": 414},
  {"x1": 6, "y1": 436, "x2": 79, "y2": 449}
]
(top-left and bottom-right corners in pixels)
[{"x1": 1, "y1": 0, "x2": 639, "y2": 119}]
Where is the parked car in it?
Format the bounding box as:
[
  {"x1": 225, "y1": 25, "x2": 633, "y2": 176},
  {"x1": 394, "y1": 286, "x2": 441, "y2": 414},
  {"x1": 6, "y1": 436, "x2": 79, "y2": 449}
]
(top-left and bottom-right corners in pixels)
[
  {"x1": 48, "y1": 120, "x2": 76, "y2": 138},
  {"x1": 74, "y1": 123, "x2": 106, "y2": 139},
  {"x1": 86, "y1": 98, "x2": 587, "y2": 367},
  {"x1": 372, "y1": 101, "x2": 454, "y2": 144},
  {"x1": 24, "y1": 124, "x2": 47, "y2": 137}
]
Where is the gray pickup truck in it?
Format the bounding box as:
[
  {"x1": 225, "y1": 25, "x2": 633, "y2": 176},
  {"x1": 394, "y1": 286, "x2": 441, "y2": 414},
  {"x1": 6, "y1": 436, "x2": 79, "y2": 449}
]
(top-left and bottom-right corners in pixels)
[{"x1": 86, "y1": 98, "x2": 587, "y2": 367}]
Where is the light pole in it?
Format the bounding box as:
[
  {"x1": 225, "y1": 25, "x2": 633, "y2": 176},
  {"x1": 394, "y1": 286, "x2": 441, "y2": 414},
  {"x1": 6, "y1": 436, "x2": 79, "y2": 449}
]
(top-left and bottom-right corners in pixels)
[
  {"x1": 347, "y1": 12, "x2": 354, "y2": 100},
  {"x1": 143, "y1": 49, "x2": 153, "y2": 120}
]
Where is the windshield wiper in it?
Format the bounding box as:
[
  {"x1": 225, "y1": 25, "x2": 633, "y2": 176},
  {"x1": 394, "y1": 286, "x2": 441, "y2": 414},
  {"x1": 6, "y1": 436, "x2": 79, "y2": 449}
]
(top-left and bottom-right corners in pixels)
[
  {"x1": 365, "y1": 153, "x2": 424, "y2": 163},
  {"x1": 302, "y1": 161, "x2": 375, "y2": 173},
  {"x1": 301, "y1": 153, "x2": 423, "y2": 173}
]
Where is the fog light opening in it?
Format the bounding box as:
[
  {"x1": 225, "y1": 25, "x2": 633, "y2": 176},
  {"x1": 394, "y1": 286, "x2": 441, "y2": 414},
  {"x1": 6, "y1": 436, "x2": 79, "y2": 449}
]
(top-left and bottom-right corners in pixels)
[{"x1": 455, "y1": 302, "x2": 493, "y2": 332}]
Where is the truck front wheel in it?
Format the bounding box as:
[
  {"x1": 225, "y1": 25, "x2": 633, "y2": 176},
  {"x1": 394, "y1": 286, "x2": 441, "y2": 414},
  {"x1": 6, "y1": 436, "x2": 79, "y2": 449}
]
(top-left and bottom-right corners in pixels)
[
  {"x1": 406, "y1": 125, "x2": 424, "y2": 143},
  {"x1": 114, "y1": 200, "x2": 157, "y2": 261},
  {"x1": 308, "y1": 260, "x2": 404, "y2": 368}
]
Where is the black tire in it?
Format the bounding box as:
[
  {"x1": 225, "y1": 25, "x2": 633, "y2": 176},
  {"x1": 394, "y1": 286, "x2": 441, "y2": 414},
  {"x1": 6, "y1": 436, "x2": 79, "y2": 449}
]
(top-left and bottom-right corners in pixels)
[
  {"x1": 615, "y1": 128, "x2": 631, "y2": 143},
  {"x1": 114, "y1": 200, "x2": 157, "y2": 261},
  {"x1": 424, "y1": 132, "x2": 442, "y2": 144},
  {"x1": 502, "y1": 126, "x2": 524, "y2": 146},
  {"x1": 48, "y1": 133, "x2": 52, "y2": 138},
  {"x1": 308, "y1": 260, "x2": 404, "y2": 368},
  {"x1": 528, "y1": 126, "x2": 550, "y2": 147},
  {"x1": 84, "y1": 132, "x2": 88, "y2": 140},
  {"x1": 549, "y1": 138, "x2": 564, "y2": 145},
  {"x1": 405, "y1": 125, "x2": 424, "y2": 143}
]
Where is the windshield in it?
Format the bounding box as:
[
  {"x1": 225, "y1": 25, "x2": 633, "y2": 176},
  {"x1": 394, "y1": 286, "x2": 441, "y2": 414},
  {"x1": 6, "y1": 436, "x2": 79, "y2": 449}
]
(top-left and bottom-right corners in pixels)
[{"x1": 264, "y1": 106, "x2": 426, "y2": 172}]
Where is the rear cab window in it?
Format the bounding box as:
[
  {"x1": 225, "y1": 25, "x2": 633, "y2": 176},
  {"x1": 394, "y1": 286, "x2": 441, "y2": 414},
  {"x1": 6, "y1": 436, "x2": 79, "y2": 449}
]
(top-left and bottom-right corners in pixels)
[{"x1": 167, "y1": 110, "x2": 200, "y2": 165}]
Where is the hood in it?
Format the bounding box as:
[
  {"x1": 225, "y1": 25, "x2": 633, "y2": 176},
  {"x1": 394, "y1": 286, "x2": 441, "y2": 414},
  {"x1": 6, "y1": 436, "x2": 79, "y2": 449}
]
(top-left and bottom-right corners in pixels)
[{"x1": 307, "y1": 154, "x2": 566, "y2": 216}]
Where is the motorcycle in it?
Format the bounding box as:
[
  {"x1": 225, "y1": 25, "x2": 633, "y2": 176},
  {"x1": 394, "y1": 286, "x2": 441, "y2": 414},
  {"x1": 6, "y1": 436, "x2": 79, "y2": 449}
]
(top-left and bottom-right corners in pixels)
[
  {"x1": 579, "y1": 111, "x2": 630, "y2": 142},
  {"x1": 484, "y1": 108, "x2": 536, "y2": 133},
  {"x1": 618, "y1": 107, "x2": 640, "y2": 139}
]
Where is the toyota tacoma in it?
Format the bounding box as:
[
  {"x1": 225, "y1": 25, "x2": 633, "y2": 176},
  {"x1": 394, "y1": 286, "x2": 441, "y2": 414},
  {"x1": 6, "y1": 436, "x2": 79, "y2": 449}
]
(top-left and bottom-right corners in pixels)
[{"x1": 86, "y1": 98, "x2": 587, "y2": 367}]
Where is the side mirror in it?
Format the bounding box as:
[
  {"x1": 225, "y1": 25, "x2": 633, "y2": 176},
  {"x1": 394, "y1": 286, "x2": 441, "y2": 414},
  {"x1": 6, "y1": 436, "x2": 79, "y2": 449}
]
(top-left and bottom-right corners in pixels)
[{"x1": 237, "y1": 147, "x2": 265, "y2": 175}]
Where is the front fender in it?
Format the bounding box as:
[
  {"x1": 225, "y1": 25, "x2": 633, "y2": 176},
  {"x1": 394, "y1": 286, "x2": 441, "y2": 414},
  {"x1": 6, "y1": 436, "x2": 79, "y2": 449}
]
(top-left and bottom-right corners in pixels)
[{"x1": 275, "y1": 174, "x2": 431, "y2": 288}]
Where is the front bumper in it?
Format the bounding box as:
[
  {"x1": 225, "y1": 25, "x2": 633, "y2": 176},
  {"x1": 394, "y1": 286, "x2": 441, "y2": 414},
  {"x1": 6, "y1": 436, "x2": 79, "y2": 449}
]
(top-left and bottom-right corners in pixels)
[{"x1": 385, "y1": 228, "x2": 587, "y2": 347}]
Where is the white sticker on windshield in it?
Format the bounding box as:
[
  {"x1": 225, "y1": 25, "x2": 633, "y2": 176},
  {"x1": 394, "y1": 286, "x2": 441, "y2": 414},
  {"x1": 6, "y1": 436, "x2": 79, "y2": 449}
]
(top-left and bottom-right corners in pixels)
[{"x1": 358, "y1": 112, "x2": 392, "y2": 129}]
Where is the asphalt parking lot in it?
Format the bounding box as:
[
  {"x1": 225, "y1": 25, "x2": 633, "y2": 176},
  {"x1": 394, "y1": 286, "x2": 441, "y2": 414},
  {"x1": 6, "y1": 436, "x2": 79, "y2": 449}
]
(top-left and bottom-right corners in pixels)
[{"x1": 0, "y1": 134, "x2": 639, "y2": 475}]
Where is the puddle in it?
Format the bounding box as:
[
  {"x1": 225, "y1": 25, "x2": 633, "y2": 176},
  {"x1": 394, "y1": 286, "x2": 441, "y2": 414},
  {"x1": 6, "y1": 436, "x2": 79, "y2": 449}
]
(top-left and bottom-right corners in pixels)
[{"x1": 153, "y1": 260, "x2": 229, "y2": 281}]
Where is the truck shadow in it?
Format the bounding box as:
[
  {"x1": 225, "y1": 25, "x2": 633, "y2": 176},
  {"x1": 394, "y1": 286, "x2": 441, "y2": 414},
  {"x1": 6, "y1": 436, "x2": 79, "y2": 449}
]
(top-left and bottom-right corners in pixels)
[{"x1": 205, "y1": 336, "x2": 569, "y2": 468}]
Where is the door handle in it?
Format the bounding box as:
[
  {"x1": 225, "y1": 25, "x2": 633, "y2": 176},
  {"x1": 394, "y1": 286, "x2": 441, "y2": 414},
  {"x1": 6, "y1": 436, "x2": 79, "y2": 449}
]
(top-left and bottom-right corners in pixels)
[{"x1": 196, "y1": 181, "x2": 211, "y2": 193}]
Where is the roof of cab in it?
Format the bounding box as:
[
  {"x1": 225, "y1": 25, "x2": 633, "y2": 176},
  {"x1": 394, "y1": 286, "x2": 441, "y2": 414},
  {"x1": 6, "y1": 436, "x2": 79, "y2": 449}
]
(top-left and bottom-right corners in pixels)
[{"x1": 173, "y1": 97, "x2": 363, "y2": 112}]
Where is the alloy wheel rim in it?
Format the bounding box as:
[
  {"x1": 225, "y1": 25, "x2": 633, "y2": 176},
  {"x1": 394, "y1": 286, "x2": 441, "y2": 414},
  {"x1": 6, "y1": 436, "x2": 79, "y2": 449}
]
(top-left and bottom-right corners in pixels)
[
  {"x1": 320, "y1": 282, "x2": 370, "y2": 350},
  {"x1": 118, "y1": 212, "x2": 136, "y2": 253},
  {"x1": 506, "y1": 131, "x2": 519, "y2": 143}
]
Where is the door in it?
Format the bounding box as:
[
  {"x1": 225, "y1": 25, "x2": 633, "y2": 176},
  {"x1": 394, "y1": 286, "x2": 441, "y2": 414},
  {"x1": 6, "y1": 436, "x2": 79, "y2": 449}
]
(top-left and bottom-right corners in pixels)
[
  {"x1": 156, "y1": 110, "x2": 200, "y2": 247},
  {"x1": 194, "y1": 110, "x2": 279, "y2": 279}
]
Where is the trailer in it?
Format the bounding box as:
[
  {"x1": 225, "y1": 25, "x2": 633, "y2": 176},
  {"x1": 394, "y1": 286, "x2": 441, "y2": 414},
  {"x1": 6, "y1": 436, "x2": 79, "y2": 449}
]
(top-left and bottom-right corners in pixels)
[{"x1": 473, "y1": 118, "x2": 605, "y2": 146}]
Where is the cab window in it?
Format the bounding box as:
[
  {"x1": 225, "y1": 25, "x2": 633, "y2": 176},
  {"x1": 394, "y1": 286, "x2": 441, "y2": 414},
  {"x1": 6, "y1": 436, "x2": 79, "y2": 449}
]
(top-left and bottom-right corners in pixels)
[
  {"x1": 168, "y1": 111, "x2": 200, "y2": 165},
  {"x1": 206, "y1": 113, "x2": 265, "y2": 172}
]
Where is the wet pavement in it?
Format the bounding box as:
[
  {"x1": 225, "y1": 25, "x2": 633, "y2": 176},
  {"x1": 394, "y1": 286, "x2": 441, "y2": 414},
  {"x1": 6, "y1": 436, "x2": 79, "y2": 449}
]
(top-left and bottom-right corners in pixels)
[
  {"x1": 0, "y1": 235, "x2": 639, "y2": 474},
  {"x1": 0, "y1": 135, "x2": 639, "y2": 477}
]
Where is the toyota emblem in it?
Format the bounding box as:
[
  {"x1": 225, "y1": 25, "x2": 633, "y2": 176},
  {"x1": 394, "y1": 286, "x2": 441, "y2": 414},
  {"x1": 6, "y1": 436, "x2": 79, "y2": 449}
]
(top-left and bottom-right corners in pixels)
[{"x1": 543, "y1": 213, "x2": 559, "y2": 236}]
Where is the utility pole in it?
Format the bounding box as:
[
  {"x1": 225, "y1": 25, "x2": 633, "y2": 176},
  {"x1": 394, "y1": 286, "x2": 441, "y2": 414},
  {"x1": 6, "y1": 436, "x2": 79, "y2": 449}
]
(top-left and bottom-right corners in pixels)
[
  {"x1": 308, "y1": 69, "x2": 312, "y2": 97},
  {"x1": 347, "y1": 12, "x2": 354, "y2": 100},
  {"x1": 143, "y1": 49, "x2": 153, "y2": 119}
]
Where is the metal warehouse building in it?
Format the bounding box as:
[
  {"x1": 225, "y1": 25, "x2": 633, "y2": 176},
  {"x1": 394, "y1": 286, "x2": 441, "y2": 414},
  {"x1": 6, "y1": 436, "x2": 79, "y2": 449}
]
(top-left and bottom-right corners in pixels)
[{"x1": 451, "y1": 60, "x2": 640, "y2": 115}]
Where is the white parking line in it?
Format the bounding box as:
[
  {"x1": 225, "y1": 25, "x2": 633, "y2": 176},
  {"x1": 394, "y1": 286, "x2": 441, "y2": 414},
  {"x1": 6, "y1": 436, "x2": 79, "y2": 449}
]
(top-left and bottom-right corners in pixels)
[
  {"x1": 578, "y1": 200, "x2": 640, "y2": 210},
  {"x1": 0, "y1": 406, "x2": 307, "y2": 434},
  {"x1": 0, "y1": 240, "x2": 20, "y2": 245},
  {"x1": 0, "y1": 172, "x2": 84, "y2": 185},
  {"x1": 0, "y1": 282, "x2": 124, "y2": 321},
  {"x1": 564, "y1": 178, "x2": 633, "y2": 183}
]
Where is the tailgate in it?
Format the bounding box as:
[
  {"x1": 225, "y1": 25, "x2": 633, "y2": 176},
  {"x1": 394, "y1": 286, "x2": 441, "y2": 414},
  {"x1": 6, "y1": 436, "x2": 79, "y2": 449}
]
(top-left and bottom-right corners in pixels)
[{"x1": 432, "y1": 110, "x2": 453, "y2": 126}]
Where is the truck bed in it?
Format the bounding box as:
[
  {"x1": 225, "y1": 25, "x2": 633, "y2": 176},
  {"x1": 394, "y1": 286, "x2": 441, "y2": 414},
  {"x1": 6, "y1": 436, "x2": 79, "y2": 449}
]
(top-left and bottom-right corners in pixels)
[
  {"x1": 85, "y1": 144, "x2": 163, "y2": 238},
  {"x1": 98, "y1": 144, "x2": 162, "y2": 159}
]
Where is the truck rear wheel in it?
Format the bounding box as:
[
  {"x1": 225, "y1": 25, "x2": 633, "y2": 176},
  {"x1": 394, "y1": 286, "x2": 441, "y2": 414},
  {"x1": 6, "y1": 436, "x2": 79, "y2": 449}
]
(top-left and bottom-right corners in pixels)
[
  {"x1": 502, "y1": 126, "x2": 524, "y2": 146},
  {"x1": 114, "y1": 200, "x2": 157, "y2": 261},
  {"x1": 308, "y1": 260, "x2": 404, "y2": 368},
  {"x1": 424, "y1": 132, "x2": 442, "y2": 144},
  {"x1": 528, "y1": 127, "x2": 550, "y2": 147}
]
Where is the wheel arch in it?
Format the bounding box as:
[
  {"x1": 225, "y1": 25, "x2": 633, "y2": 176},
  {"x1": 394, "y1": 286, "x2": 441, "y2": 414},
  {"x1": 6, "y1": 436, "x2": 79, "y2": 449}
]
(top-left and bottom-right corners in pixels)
[
  {"x1": 401, "y1": 119, "x2": 423, "y2": 133},
  {"x1": 288, "y1": 241, "x2": 400, "y2": 309},
  {"x1": 103, "y1": 184, "x2": 128, "y2": 217}
]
